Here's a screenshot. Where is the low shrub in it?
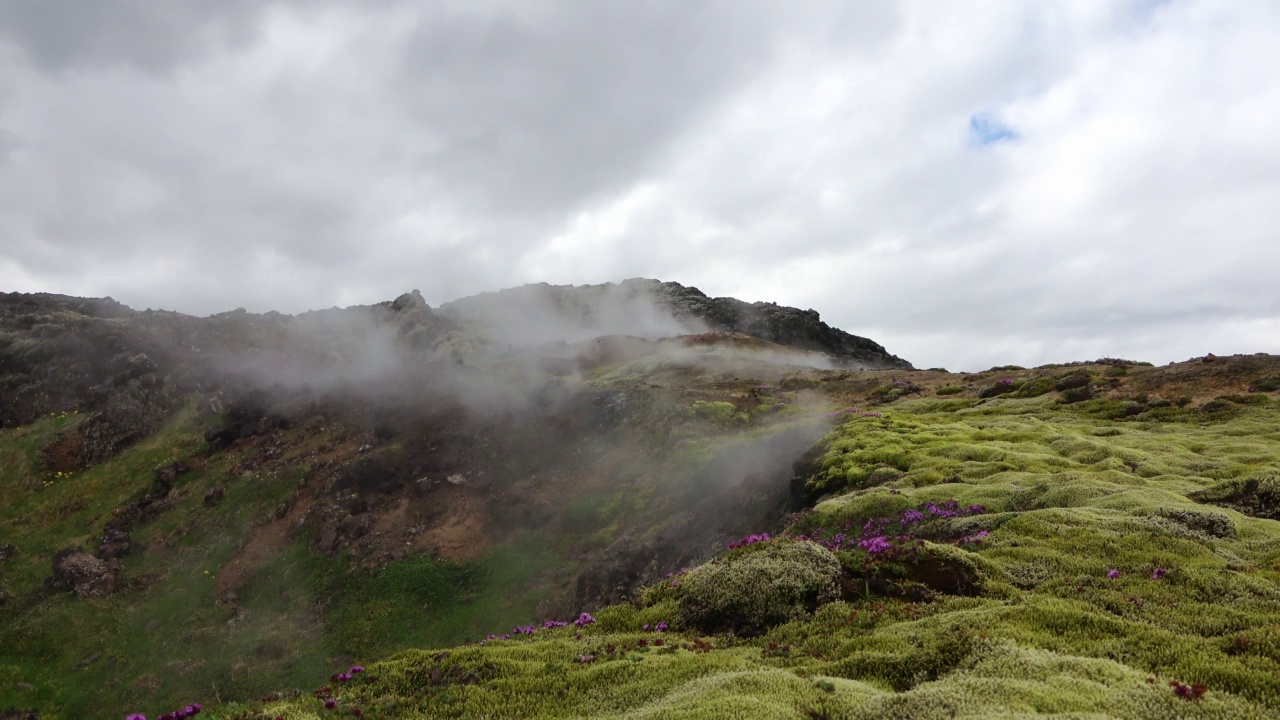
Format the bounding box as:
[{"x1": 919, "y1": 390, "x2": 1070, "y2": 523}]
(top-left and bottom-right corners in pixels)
[
  {"x1": 978, "y1": 379, "x2": 1019, "y2": 399},
  {"x1": 1060, "y1": 386, "x2": 1093, "y2": 404},
  {"x1": 1011, "y1": 376, "x2": 1056, "y2": 398},
  {"x1": 1055, "y1": 371, "x2": 1092, "y2": 391},
  {"x1": 780, "y1": 377, "x2": 818, "y2": 391},
  {"x1": 678, "y1": 540, "x2": 841, "y2": 634},
  {"x1": 1249, "y1": 377, "x2": 1280, "y2": 393},
  {"x1": 689, "y1": 401, "x2": 746, "y2": 427}
]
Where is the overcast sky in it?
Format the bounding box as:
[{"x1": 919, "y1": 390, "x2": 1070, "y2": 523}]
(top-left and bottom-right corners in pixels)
[{"x1": 2, "y1": 1, "x2": 1278, "y2": 371}]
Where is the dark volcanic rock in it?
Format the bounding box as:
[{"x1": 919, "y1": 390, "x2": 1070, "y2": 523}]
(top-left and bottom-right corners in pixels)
[
  {"x1": 0, "y1": 279, "x2": 909, "y2": 459},
  {"x1": 642, "y1": 279, "x2": 911, "y2": 369},
  {"x1": 439, "y1": 279, "x2": 911, "y2": 369},
  {"x1": 204, "y1": 485, "x2": 226, "y2": 506},
  {"x1": 94, "y1": 529, "x2": 133, "y2": 560},
  {"x1": 46, "y1": 548, "x2": 118, "y2": 599}
]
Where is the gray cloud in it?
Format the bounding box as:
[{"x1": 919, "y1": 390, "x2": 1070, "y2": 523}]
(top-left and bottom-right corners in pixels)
[
  {"x1": 1, "y1": 0, "x2": 1278, "y2": 370},
  {"x1": 0, "y1": 0, "x2": 267, "y2": 72}
]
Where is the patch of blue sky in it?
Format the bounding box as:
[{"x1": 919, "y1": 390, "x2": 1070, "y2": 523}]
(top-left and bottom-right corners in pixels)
[{"x1": 968, "y1": 113, "x2": 1018, "y2": 147}]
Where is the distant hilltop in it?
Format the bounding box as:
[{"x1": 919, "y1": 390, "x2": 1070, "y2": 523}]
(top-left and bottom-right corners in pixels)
[{"x1": 437, "y1": 278, "x2": 913, "y2": 370}]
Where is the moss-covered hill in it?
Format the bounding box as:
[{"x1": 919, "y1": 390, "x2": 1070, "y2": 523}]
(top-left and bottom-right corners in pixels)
[
  {"x1": 3, "y1": 343, "x2": 1280, "y2": 719},
  {"x1": 127, "y1": 359, "x2": 1280, "y2": 718}
]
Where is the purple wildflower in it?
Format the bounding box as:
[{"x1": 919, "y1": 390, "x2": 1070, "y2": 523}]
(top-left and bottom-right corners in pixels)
[
  {"x1": 655, "y1": 621, "x2": 669, "y2": 632},
  {"x1": 350, "y1": 665, "x2": 364, "y2": 674},
  {"x1": 1170, "y1": 680, "x2": 1207, "y2": 700},
  {"x1": 967, "y1": 504, "x2": 986, "y2": 514},
  {"x1": 959, "y1": 530, "x2": 990, "y2": 545},
  {"x1": 859, "y1": 536, "x2": 892, "y2": 554},
  {"x1": 324, "y1": 699, "x2": 337, "y2": 710},
  {"x1": 1152, "y1": 568, "x2": 1167, "y2": 580},
  {"x1": 643, "y1": 623, "x2": 650, "y2": 631},
  {"x1": 925, "y1": 502, "x2": 958, "y2": 519},
  {"x1": 337, "y1": 673, "x2": 353, "y2": 682},
  {"x1": 901, "y1": 509, "x2": 925, "y2": 525},
  {"x1": 126, "y1": 715, "x2": 147, "y2": 720},
  {"x1": 727, "y1": 533, "x2": 770, "y2": 550},
  {"x1": 1107, "y1": 569, "x2": 1121, "y2": 579},
  {"x1": 574, "y1": 612, "x2": 596, "y2": 627}
]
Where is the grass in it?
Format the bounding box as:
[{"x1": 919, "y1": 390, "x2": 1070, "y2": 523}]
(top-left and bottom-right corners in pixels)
[
  {"x1": 0, "y1": 409, "x2": 572, "y2": 719},
  {"x1": 316, "y1": 535, "x2": 564, "y2": 659},
  {"x1": 219, "y1": 391, "x2": 1280, "y2": 719}
]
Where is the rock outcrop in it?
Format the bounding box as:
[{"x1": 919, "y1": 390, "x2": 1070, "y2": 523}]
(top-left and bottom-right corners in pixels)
[{"x1": 45, "y1": 548, "x2": 118, "y2": 599}]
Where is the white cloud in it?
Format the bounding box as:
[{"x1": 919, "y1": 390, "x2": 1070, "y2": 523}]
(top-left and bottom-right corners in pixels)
[{"x1": 1, "y1": 0, "x2": 1278, "y2": 370}]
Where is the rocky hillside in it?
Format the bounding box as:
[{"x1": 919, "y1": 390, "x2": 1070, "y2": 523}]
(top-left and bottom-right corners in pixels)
[
  {"x1": 2, "y1": 285, "x2": 1279, "y2": 719},
  {"x1": 438, "y1": 279, "x2": 911, "y2": 369}
]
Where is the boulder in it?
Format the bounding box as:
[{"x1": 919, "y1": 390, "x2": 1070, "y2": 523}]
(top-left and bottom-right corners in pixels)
[
  {"x1": 94, "y1": 529, "x2": 133, "y2": 560},
  {"x1": 46, "y1": 548, "x2": 118, "y2": 599}
]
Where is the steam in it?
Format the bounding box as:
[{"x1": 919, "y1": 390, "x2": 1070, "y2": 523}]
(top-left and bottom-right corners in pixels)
[
  {"x1": 196, "y1": 280, "x2": 848, "y2": 425},
  {"x1": 437, "y1": 280, "x2": 708, "y2": 351}
]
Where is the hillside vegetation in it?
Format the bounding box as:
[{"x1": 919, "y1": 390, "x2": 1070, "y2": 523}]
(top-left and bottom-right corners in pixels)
[
  {"x1": 201, "y1": 358, "x2": 1280, "y2": 719},
  {"x1": 2, "y1": 287, "x2": 1280, "y2": 719}
]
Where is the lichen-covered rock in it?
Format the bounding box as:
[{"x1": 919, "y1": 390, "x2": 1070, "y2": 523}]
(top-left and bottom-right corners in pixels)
[
  {"x1": 45, "y1": 548, "x2": 118, "y2": 599},
  {"x1": 679, "y1": 540, "x2": 841, "y2": 634},
  {"x1": 93, "y1": 529, "x2": 133, "y2": 560}
]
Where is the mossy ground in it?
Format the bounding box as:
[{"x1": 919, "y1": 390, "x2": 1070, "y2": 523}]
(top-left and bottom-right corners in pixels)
[
  {"x1": 220, "y1": 385, "x2": 1280, "y2": 719},
  {"x1": 4, "y1": 356, "x2": 1280, "y2": 719}
]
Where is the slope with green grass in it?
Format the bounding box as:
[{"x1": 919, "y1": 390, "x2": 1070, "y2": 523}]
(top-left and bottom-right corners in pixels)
[{"x1": 225, "y1": 388, "x2": 1280, "y2": 719}]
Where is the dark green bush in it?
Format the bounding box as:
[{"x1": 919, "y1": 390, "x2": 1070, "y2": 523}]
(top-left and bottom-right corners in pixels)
[
  {"x1": 1249, "y1": 377, "x2": 1280, "y2": 393},
  {"x1": 781, "y1": 377, "x2": 818, "y2": 391},
  {"x1": 935, "y1": 385, "x2": 964, "y2": 396},
  {"x1": 870, "y1": 380, "x2": 923, "y2": 403},
  {"x1": 1060, "y1": 386, "x2": 1093, "y2": 404},
  {"x1": 1055, "y1": 371, "x2": 1092, "y2": 391},
  {"x1": 978, "y1": 379, "x2": 1019, "y2": 399},
  {"x1": 1011, "y1": 376, "x2": 1055, "y2": 398}
]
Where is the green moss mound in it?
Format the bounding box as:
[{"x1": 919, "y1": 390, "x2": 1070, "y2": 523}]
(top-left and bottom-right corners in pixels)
[
  {"x1": 678, "y1": 540, "x2": 841, "y2": 635},
  {"x1": 1011, "y1": 376, "x2": 1056, "y2": 399}
]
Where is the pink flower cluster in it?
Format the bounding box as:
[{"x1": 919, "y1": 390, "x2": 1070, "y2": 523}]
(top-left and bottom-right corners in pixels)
[
  {"x1": 727, "y1": 533, "x2": 771, "y2": 550},
  {"x1": 126, "y1": 704, "x2": 201, "y2": 720}
]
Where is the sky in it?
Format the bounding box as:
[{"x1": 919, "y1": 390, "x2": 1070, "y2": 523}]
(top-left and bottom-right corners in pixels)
[{"x1": 1, "y1": 0, "x2": 1278, "y2": 371}]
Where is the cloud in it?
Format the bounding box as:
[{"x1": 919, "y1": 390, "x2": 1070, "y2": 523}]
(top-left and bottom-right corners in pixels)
[{"x1": 1, "y1": 0, "x2": 1278, "y2": 371}]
